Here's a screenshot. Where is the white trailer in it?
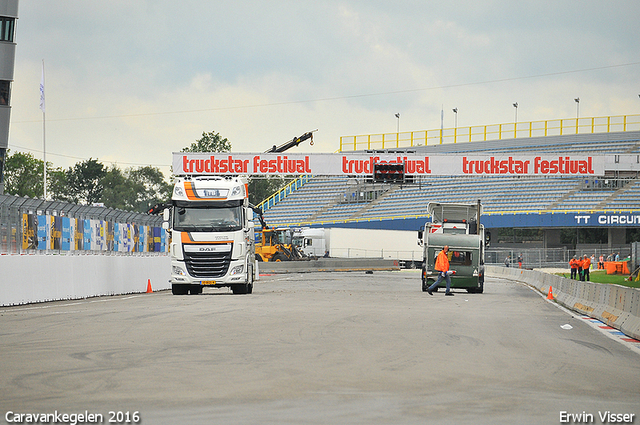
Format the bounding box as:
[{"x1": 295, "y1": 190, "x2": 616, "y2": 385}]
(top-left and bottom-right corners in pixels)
[{"x1": 293, "y1": 227, "x2": 422, "y2": 268}]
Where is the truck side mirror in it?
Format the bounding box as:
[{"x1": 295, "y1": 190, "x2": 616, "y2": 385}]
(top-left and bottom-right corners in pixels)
[
  {"x1": 485, "y1": 231, "x2": 491, "y2": 247},
  {"x1": 417, "y1": 230, "x2": 423, "y2": 246},
  {"x1": 162, "y1": 208, "x2": 170, "y2": 222}
]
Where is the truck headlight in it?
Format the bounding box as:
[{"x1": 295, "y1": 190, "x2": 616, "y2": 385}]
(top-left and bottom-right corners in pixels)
[
  {"x1": 231, "y1": 185, "x2": 244, "y2": 197},
  {"x1": 230, "y1": 265, "x2": 244, "y2": 276},
  {"x1": 173, "y1": 265, "x2": 186, "y2": 276}
]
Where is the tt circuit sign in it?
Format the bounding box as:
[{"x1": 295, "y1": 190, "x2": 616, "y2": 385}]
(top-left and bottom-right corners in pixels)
[
  {"x1": 483, "y1": 212, "x2": 640, "y2": 228},
  {"x1": 575, "y1": 214, "x2": 640, "y2": 226},
  {"x1": 173, "y1": 153, "x2": 605, "y2": 177}
]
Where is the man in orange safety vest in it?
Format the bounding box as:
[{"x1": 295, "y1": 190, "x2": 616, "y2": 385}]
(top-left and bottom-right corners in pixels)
[
  {"x1": 581, "y1": 254, "x2": 591, "y2": 281},
  {"x1": 569, "y1": 256, "x2": 579, "y2": 280},
  {"x1": 427, "y1": 245, "x2": 455, "y2": 296}
]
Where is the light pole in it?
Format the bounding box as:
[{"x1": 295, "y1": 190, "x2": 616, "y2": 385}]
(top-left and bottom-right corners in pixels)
[
  {"x1": 395, "y1": 113, "x2": 400, "y2": 134},
  {"x1": 512, "y1": 102, "x2": 518, "y2": 123},
  {"x1": 453, "y1": 108, "x2": 458, "y2": 143},
  {"x1": 575, "y1": 98, "x2": 580, "y2": 119}
]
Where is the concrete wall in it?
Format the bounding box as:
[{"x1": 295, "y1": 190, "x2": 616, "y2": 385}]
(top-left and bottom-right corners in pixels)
[
  {"x1": 259, "y1": 258, "x2": 401, "y2": 274},
  {"x1": 487, "y1": 265, "x2": 640, "y2": 341},
  {"x1": 1, "y1": 254, "x2": 170, "y2": 306}
]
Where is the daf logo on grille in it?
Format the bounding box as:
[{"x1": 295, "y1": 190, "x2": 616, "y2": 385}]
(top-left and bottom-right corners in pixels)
[{"x1": 184, "y1": 244, "x2": 232, "y2": 253}]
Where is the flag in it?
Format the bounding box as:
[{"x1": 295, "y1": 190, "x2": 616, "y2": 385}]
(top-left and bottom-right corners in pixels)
[{"x1": 39, "y1": 61, "x2": 45, "y2": 113}]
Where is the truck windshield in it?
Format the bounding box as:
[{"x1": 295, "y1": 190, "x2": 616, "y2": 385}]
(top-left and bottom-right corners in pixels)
[
  {"x1": 292, "y1": 236, "x2": 304, "y2": 247},
  {"x1": 173, "y1": 205, "x2": 243, "y2": 232}
]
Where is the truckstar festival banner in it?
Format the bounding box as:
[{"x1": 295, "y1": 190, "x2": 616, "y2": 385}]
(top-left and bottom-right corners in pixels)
[{"x1": 173, "y1": 152, "x2": 606, "y2": 176}]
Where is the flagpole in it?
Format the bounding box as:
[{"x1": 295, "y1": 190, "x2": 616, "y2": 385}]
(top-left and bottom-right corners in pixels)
[{"x1": 41, "y1": 60, "x2": 47, "y2": 200}]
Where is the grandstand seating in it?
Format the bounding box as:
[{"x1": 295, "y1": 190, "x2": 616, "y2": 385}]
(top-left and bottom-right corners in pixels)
[{"x1": 260, "y1": 132, "x2": 640, "y2": 227}]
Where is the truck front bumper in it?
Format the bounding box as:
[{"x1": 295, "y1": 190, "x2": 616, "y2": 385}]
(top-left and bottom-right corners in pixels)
[{"x1": 170, "y1": 259, "x2": 246, "y2": 287}]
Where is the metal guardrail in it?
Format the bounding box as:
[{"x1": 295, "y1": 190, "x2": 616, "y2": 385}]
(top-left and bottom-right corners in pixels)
[
  {"x1": 0, "y1": 194, "x2": 167, "y2": 255},
  {"x1": 339, "y1": 114, "x2": 640, "y2": 151}
]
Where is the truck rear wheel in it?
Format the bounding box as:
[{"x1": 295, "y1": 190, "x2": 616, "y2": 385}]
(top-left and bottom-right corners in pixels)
[
  {"x1": 467, "y1": 280, "x2": 484, "y2": 294},
  {"x1": 172, "y1": 284, "x2": 189, "y2": 295}
]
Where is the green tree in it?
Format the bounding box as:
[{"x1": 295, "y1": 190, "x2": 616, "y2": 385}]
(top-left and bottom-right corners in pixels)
[
  {"x1": 1, "y1": 150, "x2": 64, "y2": 198},
  {"x1": 64, "y1": 158, "x2": 106, "y2": 205},
  {"x1": 100, "y1": 165, "x2": 171, "y2": 213},
  {"x1": 3, "y1": 151, "x2": 44, "y2": 197},
  {"x1": 248, "y1": 176, "x2": 293, "y2": 205},
  {"x1": 123, "y1": 166, "x2": 172, "y2": 212},
  {"x1": 182, "y1": 131, "x2": 231, "y2": 153},
  {"x1": 48, "y1": 168, "x2": 69, "y2": 200},
  {"x1": 100, "y1": 165, "x2": 130, "y2": 210}
]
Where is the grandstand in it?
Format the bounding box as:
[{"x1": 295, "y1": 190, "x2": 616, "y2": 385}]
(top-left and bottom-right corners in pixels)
[{"x1": 259, "y1": 130, "x2": 640, "y2": 230}]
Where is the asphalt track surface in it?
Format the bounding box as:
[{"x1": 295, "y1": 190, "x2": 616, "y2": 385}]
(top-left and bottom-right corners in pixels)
[{"x1": 1, "y1": 271, "x2": 638, "y2": 425}]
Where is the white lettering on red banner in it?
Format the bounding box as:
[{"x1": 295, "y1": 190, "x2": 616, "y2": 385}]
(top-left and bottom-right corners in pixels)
[{"x1": 172, "y1": 153, "x2": 605, "y2": 176}]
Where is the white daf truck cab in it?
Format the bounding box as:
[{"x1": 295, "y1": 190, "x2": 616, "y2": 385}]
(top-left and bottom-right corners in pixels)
[{"x1": 163, "y1": 175, "x2": 257, "y2": 295}]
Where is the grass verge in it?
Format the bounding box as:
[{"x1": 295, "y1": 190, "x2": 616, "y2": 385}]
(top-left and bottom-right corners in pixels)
[{"x1": 555, "y1": 270, "x2": 640, "y2": 289}]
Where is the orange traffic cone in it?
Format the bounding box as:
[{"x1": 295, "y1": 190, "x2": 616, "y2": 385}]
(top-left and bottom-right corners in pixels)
[
  {"x1": 146, "y1": 279, "x2": 153, "y2": 293},
  {"x1": 546, "y1": 286, "x2": 553, "y2": 300}
]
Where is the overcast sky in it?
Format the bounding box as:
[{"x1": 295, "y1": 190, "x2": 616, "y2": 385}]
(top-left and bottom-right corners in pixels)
[{"x1": 7, "y1": 1, "x2": 640, "y2": 177}]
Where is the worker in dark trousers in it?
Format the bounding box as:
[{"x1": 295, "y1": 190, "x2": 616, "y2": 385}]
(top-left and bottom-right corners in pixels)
[
  {"x1": 581, "y1": 254, "x2": 591, "y2": 281},
  {"x1": 569, "y1": 256, "x2": 579, "y2": 280}
]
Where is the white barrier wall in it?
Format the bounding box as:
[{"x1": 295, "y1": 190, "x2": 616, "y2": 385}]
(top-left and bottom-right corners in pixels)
[
  {"x1": 487, "y1": 265, "x2": 640, "y2": 341},
  {"x1": 1, "y1": 254, "x2": 171, "y2": 306}
]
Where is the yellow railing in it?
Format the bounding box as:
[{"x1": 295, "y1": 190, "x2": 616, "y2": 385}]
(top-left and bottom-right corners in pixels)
[
  {"x1": 256, "y1": 175, "x2": 311, "y2": 213},
  {"x1": 339, "y1": 114, "x2": 640, "y2": 152}
]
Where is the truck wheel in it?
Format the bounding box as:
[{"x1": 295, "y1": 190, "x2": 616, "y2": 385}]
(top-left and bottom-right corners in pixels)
[
  {"x1": 466, "y1": 281, "x2": 484, "y2": 294},
  {"x1": 255, "y1": 254, "x2": 263, "y2": 261},
  {"x1": 247, "y1": 265, "x2": 254, "y2": 294},
  {"x1": 231, "y1": 283, "x2": 249, "y2": 295},
  {"x1": 172, "y1": 284, "x2": 189, "y2": 295},
  {"x1": 273, "y1": 252, "x2": 287, "y2": 262}
]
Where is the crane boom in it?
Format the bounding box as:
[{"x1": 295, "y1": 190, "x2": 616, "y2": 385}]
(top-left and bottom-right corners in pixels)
[{"x1": 265, "y1": 130, "x2": 317, "y2": 153}]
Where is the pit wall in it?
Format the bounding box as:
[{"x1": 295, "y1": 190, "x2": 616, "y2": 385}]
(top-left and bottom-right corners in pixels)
[
  {"x1": 486, "y1": 265, "x2": 640, "y2": 341},
  {"x1": 1, "y1": 254, "x2": 171, "y2": 307}
]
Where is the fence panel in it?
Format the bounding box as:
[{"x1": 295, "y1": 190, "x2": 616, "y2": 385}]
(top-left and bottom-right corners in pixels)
[
  {"x1": 486, "y1": 246, "x2": 631, "y2": 269},
  {"x1": 0, "y1": 194, "x2": 167, "y2": 255}
]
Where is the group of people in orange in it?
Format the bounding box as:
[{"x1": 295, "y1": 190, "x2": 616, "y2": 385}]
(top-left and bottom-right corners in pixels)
[{"x1": 569, "y1": 255, "x2": 592, "y2": 281}]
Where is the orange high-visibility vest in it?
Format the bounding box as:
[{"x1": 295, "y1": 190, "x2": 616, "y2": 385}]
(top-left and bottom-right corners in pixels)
[{"x1": 435, "y1": 250, "x2": 450, "y2": 272}]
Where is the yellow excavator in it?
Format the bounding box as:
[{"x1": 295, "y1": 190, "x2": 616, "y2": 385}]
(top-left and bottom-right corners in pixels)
[{"x1": 251, "y1": 206, "x2": 307, "y2": 262}]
